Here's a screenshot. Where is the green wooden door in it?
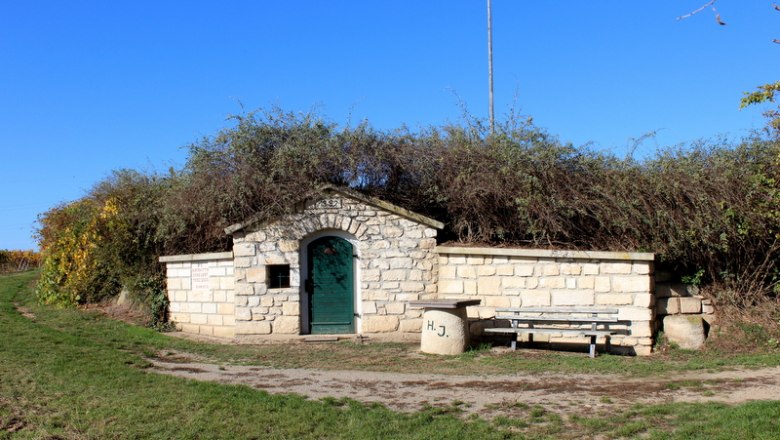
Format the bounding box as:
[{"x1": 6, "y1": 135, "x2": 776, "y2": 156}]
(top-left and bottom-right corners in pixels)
[{"x1": 308, "y1": 236, "x2": 355, "y2": 334}]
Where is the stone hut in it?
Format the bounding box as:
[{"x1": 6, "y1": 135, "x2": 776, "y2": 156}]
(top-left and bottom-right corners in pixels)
[{"x1": 160, "y1": 185, "x2": 657, "y2": 355}]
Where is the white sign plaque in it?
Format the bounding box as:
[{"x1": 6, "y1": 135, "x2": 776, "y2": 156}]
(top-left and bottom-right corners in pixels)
[{"x1": 191, "y1": 267, "x2": 210, "y2": 291}]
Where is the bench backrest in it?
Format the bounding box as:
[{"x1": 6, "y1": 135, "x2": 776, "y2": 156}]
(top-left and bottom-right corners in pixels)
[{"x1": 495, "y1": 307, "x2": 618, "y2": 315}]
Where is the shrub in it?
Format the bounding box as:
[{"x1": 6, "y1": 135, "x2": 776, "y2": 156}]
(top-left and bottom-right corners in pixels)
[{"x1": 34, "y1": 108, "x2": 780, "y2": 311}]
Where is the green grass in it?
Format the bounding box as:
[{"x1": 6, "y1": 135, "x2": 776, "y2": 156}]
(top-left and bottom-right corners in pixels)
[
  {"x1": 2, "y1": 270, "x2": 780, "y2": 439},
  {"x1": 0, "y1": 272, "x2": 502, "y2": 439}
]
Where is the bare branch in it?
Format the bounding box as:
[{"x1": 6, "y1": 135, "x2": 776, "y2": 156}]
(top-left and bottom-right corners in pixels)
[
  {"x1": 678, "y1": 0, "x2": 726, "y2": 25},
  {"x1": 677, "y1": 0, "x2": 717, "y2": 21}
]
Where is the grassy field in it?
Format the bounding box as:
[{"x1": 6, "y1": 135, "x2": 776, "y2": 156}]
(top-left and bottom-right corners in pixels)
[{"x1": 2, "y1": 271, "x2": 780, "y2": 439}]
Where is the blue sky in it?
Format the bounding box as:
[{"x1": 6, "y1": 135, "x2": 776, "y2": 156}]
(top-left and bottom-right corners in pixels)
[{"x1": 1, "y1": 1, "x2": 778, "y2": 250}]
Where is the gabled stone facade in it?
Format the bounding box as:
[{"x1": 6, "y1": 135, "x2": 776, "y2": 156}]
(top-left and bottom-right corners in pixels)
[{"x1": 225, "y1": 186, "x2": 441, "y2": 340}]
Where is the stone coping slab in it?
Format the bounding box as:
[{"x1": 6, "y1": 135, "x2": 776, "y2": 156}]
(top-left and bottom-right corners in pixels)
[
  {"x1": 159, "y1": 251, "x2": 234, "y2": 263},
  {"x1": 409, "y1": 299, "x2": 482, "y2": 309},
  {"x1": 437, "y1": 246, "x2": 654, "y2": 262}
]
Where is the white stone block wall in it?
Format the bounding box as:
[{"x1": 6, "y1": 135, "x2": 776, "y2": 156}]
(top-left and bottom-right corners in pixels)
[
  {"x1": 231, "y1": 192, "x2": 439, "y2": 337},
  {"x1": 437, "y1": 247, "x2": 655, "y2": 355},
  {"x1": 160, "y1": 252, "x2": 236, "y2": 338}
]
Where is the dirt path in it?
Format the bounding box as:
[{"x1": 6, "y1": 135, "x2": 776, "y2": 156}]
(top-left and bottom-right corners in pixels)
[{"x1": 148, "y1": 353, "x2": 780, "y2": 418}]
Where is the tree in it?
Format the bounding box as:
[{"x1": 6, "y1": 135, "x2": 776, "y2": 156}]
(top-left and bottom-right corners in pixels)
[{"x1": 680, "y1": 2, "x2": 780, "y2": 135}]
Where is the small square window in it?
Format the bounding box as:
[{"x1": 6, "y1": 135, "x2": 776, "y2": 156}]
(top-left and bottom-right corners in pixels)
[{"x1": 267, "y1": 265, "x2": 291, "y2": 289}]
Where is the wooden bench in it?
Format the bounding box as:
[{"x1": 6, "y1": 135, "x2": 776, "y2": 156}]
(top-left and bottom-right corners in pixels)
[{"x1": 483, "y1": 307, "x2": 620, "y2": 358}]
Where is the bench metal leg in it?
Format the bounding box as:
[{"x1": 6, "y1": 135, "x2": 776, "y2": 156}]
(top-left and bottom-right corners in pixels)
[
  {"x1": 589, "y1": 335, "x2": 597, "y2": 358},
  {"x1": 510, "y1": 333, "x2": 517, "y2": 351}
]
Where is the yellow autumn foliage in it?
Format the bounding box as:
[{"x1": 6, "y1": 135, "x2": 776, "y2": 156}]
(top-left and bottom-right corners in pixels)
[{"x1": 36, "y1": 198, "x2": 122, "y2": 306}]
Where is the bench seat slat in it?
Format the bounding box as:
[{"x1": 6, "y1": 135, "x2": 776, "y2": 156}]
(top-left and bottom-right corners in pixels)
[
  {"x1": 483, "y1": 328, "x2": 615, "y2": 337},
  {"x1": 495, "y1": 307, "x2": 618, "y2": 314}
]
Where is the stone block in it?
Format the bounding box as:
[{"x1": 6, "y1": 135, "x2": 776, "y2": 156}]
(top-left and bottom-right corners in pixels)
[
  {"x1": 577, "y1": 277, "x2": 595, "y2": 289},
  {"x1": 190, "y1": 314, "x2": 208, "y2": 325},
  {"x1": 235, "y1": 282, "x2": 254, "y2": 296},
  {"x1": 702, "y1": 303, "x2": 715, "y2": 314},
  {"x1": 582, "y1": 263, "x2": 600, "y2": 275},
  {"x1": 233, "y1": 257, "x2": 254, "y2": 268},
  {"x1": 633, "y1": 293, "x2": 654, "y2": 308},
  {"x1": 551, "y1": 290, "x2": 594, "y2": 306},
  {"x1": 220, "y1": 277, "x2": 235, "y2": 290},
  {"x1": 656, "y1": 297, "x2": 680, "y2": 315},
  {"x1": 183, "y1": 302, "x2": 202, "y2": 313},
  {"x1": 278, "y1": 240, "x2": 298, "y2": 252},
  {"x1": 618, "y1": 307, "x2": 653, "y2": 321},
  {"x1": 466, "y1": 256, "x2": 484, "y2": 265},
  {"x1": 595, "y1": 293, "x2": 633, "y2": 305},
  {"x1": 477, "y1": 277, "x2": 502, "y2": 295},
  {"x1": 282, "y1": 301, "x2": 300, "y2": 316},
  {"x1": 438, "y1": 266, "x2": 457, "y2": 278},
  {"x1": 386, "y1": 302, "x2": 406, "y2": 315},
  {"x1": 477, "y1": 265, "x2": 497, "y2": 276},
  {"x1": 457, "y1": 265, "x2": 477, "y2": 279},
  {"x1": 663, "y1": 315, "x2": 705, "y2": 350},
  {"x1": 612, "y1": 276, "x2": 651, "y2": 293},
  {"x1": 401, "y1": 282, "x2": 425, "y2": 292},
  {"x1": 463, "y1": 280, "x2": 477, "y2": 295},
  {"x1": 632, "y1": 262, "x2": 652, "y2": 275},
  {"x1": 202, "y1": 303, "x2": 217, "y2": 314},
  {"x1": 633, "y1": 344, "x2": 653, "y2": 356},
  {"x1": 516, "y1": 265, "x2": 535, "y2": 277},
  {"x1": 273, "y1": 316, "x2": 300, "y2": 334},
  {"x1": 447, "y1": 256, "x2": 466, "y2": 265},
  {"x1": 561, "y1": 263, "x2": 582, "y2": 275},
  {"x1": 520, "y1": 289, "x2": 550, "y2": 306},
  {"x1": 363, "y1": 315, "x2": 400, "y2": 333},
  {"x1": 601, "y1": 262, "x2": 632, "y2": 274},
  {"x1": 189, "y1": 291, "x2": 212, "y2": 303},
  {"x1": 629, "y1": 321, "x2": 653, "y2": 337},
  {"x1": 180, "y1": 324, "x2": 199, "y2": 334},
  {"x1": 174, "y1": 291, "x2": 188, "y2": 302},
  {"x1": 198, "y1": 325, "x2": 214, "y2": 336},
  {"x1": 235, "y1": 307, "x2": 251, "y2": 321},
  {"x1": 236, "y1": 321, "x2": 272, "y2": 335},
  {"x1": 390, "y1": 258, "x2": 413, "y2": 269},
  {"x1": 233, "y1": 242, "x2": 256, "y2": 257},
  {"x1": 679, "y1": 297, "x2": 702, "y2": 314},
  {"x1": 213, "y1": 326, "x2": 236, "y2": 338},
  {"x1": 485, "y1": 296, "x2": 511, "y2": 308},
  {"x1": 213, "y1": 291, "x2": 226, "y2": 302},
  {"x1": 541, "y1": 265, "x2": 560, "y2": 276},
  {"x1": 399, "y1": 318, "x2": 423, "y2": 333},
  {"x1": 539, "y1": 277, "x2": 566, "y2": 289},
  {"x1": 362, "y1": 301, "x2": 377, "y2": 314},
  {"x1": 594, "y1": 277, "x2": 611, "y2": 292},
  {"x1": 502, "y1": 277, "x2": 525, "y2": 289},
  {"x1": 382, "y1": 270, "x2": 407, "y2": 282},
  {"x1": 218, "y1": 303, "x2": 235, "y2": 315},
  {"x1": 420, "y1": 238, "x2": 436, "y2": 249},
  {"x1": 207, "y1": 314, "x2": 223, "y2": 326},
  {"x1": 496, "y1": 265, "x2": 515, "y2": 276}
]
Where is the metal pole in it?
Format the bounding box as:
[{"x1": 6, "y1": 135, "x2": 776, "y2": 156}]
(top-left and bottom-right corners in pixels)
[{"x1": 487, "y1": 0, "x2": 495, "y2": 134}]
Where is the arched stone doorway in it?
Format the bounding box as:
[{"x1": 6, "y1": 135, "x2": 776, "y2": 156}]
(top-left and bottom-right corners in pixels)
[{"x1": 303, "y1": 235, "x2": 356, "y2": 334}]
